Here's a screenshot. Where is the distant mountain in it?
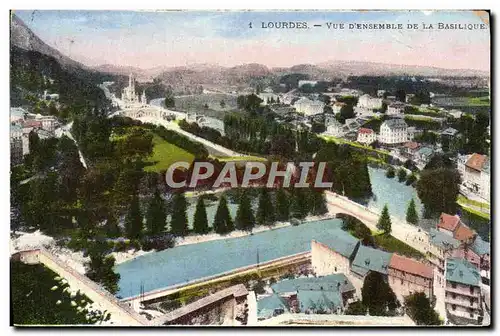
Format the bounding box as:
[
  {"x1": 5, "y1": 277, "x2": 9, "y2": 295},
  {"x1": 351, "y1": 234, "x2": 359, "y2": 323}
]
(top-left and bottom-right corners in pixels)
[{"x1": 10, "y1": 14, "x2": 88, "y2": 74}]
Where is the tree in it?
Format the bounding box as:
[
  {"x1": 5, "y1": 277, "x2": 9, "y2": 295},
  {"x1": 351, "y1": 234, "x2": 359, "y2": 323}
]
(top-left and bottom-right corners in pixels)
[
  {"x1": 345, "y1": 301, "x2": 367, "y2": 315},
  {"x1": 309, "y1": 189, "x2": 328, "y2": 216},
  {"x1": 386, "y1": 166, "x2": 395, "y2": 178},
  {"x1": 404, "y1": 292, "x2": 442, "y2": 325},
  {"x1": 213, "y1": 195, "x2": 234, "y2": 234},
  {"x1": 406, "y1": 198, "x2": 419, "y2": 225},
  {"x1": 406, "y1": 173, "x2": 417, "y2": 186},
  {"x1": 146, "y1": 189, "x2": 167, "y2": 236},
  {"x1": 397, "y1": 168, "x2": 407, "y2": 182},
  {"x1": 338, "y1": 104, "x2": 355, "y2": 123},
  {"x1": 416, "y1": 168, "x2": 461, "y2": 217},
  {"x1": 291, "y1": 188, "x2": 309, "y2": 220},
  {"x1": 275, "y1": 188, "x2": 290, "y2": 221},
  {"x1": 395, "y1": 89, "x2": 406, "y2": 102},
  {"x1": 124, "y1": 194, "x2": 143, "y2": 240},
  {"x1": 193, "y1": 197, "x2": 209, "y2": 234},
  {"x1": 85, "y1": 242, "x2": 120, "y2": 295},
  {"x1": 170, "y1": 192, "x2": 188, "y2": 236},
  {"x1": 164, "y1": 90, "x2": 175, "y2": 108},
  {"x1": 105, "y1": 212, "x2": 121, "y2": 238},
  {"x1": 235, "y1": 190, "x2": 255, "y2": 232},
  {"x1": 377, "y1": 204, "x2": 392, "y2": 234},
  {"x1": 361, "y1": 271, "x2": 399, "y2": 316},
  {"x1": 256, "y1": 188, "x2": 275, "y2": 226}
]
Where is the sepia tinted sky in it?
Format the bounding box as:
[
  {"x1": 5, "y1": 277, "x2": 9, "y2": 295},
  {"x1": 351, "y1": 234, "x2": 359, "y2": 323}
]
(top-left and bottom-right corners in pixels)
[{"x1": 13, "y1": 10, "x2": 490, "y2": 71}]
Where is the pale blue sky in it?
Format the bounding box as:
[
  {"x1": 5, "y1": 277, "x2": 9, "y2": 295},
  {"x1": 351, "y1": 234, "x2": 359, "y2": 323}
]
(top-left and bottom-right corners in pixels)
[{"x1": 13, "y1": 10, "x2": 490, "y2": 70}]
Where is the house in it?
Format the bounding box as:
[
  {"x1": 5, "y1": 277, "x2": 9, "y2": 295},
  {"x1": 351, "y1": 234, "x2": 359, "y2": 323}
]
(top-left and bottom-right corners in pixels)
[
  {"x1": 324, "y1": 119, "x2": 346, "y2": 137},
  {"x1": 437, "y1": 213, "x2": 461, "y2": 236},
  {"x1": 331, "y1": 102, "x2": 346, "y2": 114},
  {"x1": 293, "y1": 97, "x2": 325, "y2": 116},
  {"x1": 402, "y1": 141, "x2": 420, "y2": 157},
  {"x1": 428, "y1": 228, "x2": 461, "y2": 275},
  {"x1": 445, "y1": 258, "x2": 482, "y2": 324},
  {"x1": 407, "y1": 127, "x2": 417, "y2": 141},
  {"x1": 260, "y1": 274, "x2": 357, "y2": 318},
  {"x1": 414, "y1": 146, "x2": 434, "y2": 167},
  {"x1": 405, "y1": 94, "x2": 415, "y2": 103},
  {"x1": 470, "y1": 236, "x2": 490, "y2": 278},
  {"x1": 447, "y1": 109, "x2": 463, "y2": 119},
  {"x1": 10, "y1": 107, "x2": 27, "y2": 124},
  {"x1": 357, "y1": 128, "x2": 377, "y2": 145},
  {"x1": 357, "y1": 94, "x2": 383, "y2": 109},
  {"x1": 387, "y1": 254, "x2": 434, "y2": 303},
  {"x1": 349, "y1": 245, "x2": 392, "y2": 293},
  {"x1": 457, "y1": 153, "x2": 490, "y2": 201},
  {"x1": 441, "y1": 127, "x2": 459, "y2": 137},
  {"x1": 311, "y1": 232, "x2": 361, "y2": 276},
  {"x1": 345, "y1": 118, "x2": 362, "y2": 132},
  {"x1": 386, "y1": 102, "x2": 406, "y2": 116},
  {"x1": 378, "y1": 119, "x2": 408, "y2": 145},
  {"x1": 258, "y1": 92, "x2": 280, "y2": 105}
]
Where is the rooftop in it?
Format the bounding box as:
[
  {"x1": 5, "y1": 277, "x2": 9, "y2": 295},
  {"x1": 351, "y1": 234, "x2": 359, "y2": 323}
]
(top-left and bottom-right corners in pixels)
[
  {"x1": 389, "y1": 253, "x2": 433, "y2": 279},
  {"x1": 351, "y1": 245, "x2": 392, "y2": 276},
  {"x1": 403, "y1": 141, "x2": 420, "y2": 150},
  {"x1": 453, "y1": 223, "x2": 475, "y2": 243},
  {"x1": 314, "y1": 231, "x2": 360, "y2": 259},
  {"x1": 471, "y1": 236, "x2": 490, "y2": 256},
  {"x1": 446, "y1": 258, "x2": 480, "y2": 287},
  {"x1": 257, "y1": 294, "x2": 289, "y2": 320},
  {"x1": 437, "y1": 213, "x2": 460, "y2": 232},
  {"x1": 382, "y1": 119, "x2": 408, "y2": 129},
  {"x1": 271, "y1": 274, "x2": 355, "y2": 295},
  {"x1": 465, "y1": 153, "x2": 488, "y2": 172},
  {"x1": 358, "y1": 128, "x2": 375, "y2": 134},
  {"x1": 297, "y1": 290, "x2": 343, "y2": 313},
  {"x1": 429, "y1": 228, "x2": 461, "y2": 250}
]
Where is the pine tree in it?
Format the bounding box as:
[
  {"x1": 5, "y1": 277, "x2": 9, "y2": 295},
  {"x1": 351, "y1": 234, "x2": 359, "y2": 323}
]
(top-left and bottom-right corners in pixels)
[
  {"x1": 256, "y1": 188, "x2": 275, "y2": 226},
  {"x1": 213, "y1": 195, "x2": 233, "y2": 234},
  {"x1": 146, "y1": 189, "x2": 167, "y2": 236},
  {"x1": 309, "y1": 189, "x2": 328, "y2": 216},
  {"x1": 406, "y1": 198, "x2": 419, "y2": 225},
  {"x1": 170, "y1": 192, "x2": 188, "y2": 236},
  {"x1": 291, "y1": 188, "x2": 308, "y2": 220},
  {"x1": 275, "y1": 188, "x2": 290, "y2": 221},
  {"x1": 105, "y1": 211, "x2": 121, "y2": 238},
  {"x1": 193, "y1": 197, "x2": 209, "y2": 234},
  {"x1": 124, "y1": 194, "x2": 143, "y2": 240},
  {"x1": 377, "y1": 204, "x2": 392, "y2": 234},
  {"x1": 235, "y1": 190, "x2": 255, "y2": 232}
]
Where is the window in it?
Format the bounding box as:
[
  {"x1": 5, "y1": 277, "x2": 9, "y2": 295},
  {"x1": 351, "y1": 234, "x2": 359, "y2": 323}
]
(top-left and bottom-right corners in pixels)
[
  {"x1": 334, "y1": 267, "x2": 337, "y2": 272},
  {"x1": 452, "y1": 283, "x2": 457, "y2": 289},
  {"x1": 470, "y1": 286, "x2": 474, "y2": 294},
  {"x1": 452, "y1": 294, "x2": 456, "y2": 299},
  {"x1": 401, "y1": 279, "x2": 404, "y2": 285},
  {"x1": 452, "y1": 305, "x2": 456, "y2": 311}
]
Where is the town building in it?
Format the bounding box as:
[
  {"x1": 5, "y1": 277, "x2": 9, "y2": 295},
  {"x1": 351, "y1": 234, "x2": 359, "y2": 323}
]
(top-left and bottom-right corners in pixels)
[
  {"x1": 378, "y1": 119, "x2": 408, "y2": 145},
  {"x1": 357, "y1": 94, "x2": 383, "y2": 109},
  {"x1": 257, "y1": 274, "x2": 357, "y2": 319},
  {"x1": 387, "y1": 254, "x2": 434, "y2": 303},
  {"x1": 405, "y1": 94, "x2": 415, "y2": 103},
  {"x1": 349, "y1": 245, "x2": 392, "y2": 293},
  {"x1": 401, "y1": 141, "x2": 421, "y2": 157},
  {"x1": 258, "y1": 92, "x2": 280, "y2": 105},
  {"x1": 441, "y1": 127, "x2": 459, "y2": 138},
  {"x1": 407, "y1": 127, "x2": 417, "y2": 141},
  {"x1": 414, "y1": 146, "x2": 434, "y2": 167},
  {"x1": 324, "y1": 118, "x2": 346, "y2": 137},
  {"x1": 428, "y1": 228, "x2": 461, "y2": 276},
  {"x1": 457, "y1": 153, "x2": 490, "y2": 202},
  {"x1": 386, "y1": 102, "x2": 406, "y2": 116},
  {"x1": 10, "y1": 124, "x2": 23, "y2": 165},
  {"x1": 293, "y1": 98, "x2": 325, "y2": 116},
  {"x1": 357, "y1": 128, "x2": 377, "y2": 145},
  {"x1": 445, "y1": 258, "x2": 482, "y2": 324},
  {"x1": 311, "y1": 233, "x2": 360, "y2": 277},
  {"x1": 10, "y1": 107, "x2": 27, "y2": 124},
  {"x1": 331, "y1": 102, "x2": 346, "y2": 114}
]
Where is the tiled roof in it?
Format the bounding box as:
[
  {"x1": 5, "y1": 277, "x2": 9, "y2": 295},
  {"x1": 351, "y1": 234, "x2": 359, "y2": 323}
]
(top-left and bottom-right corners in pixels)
[
  {"x1": 465, "y1": 153, "x2": 487, "y2": 171},
  {"x1": 437, "y1": 213, "x2": 460, "y2": 232},
  {"x1": 446, "y1": 258, "x2": 480, "y2": 287},
  {"x1": 351, "y1": 245, "x2": 392, "y2": 275},
  {"x1": 389, "y1": 253, "x2": 433, "y2": 279},
  {"x1": 314, "y1": 230, "x2": 360, "y2": 259},
  {"x1": 297, "y1": 290, "x2": 343, "y2": 313},
  {"x1": 257, "y1": 294, "x2": 289, "y2": 319},
  {"x1": 429, "y1": 228, "x2": 460, "y2": 250},
  {"x1": 404, "y1": 141, "x2": 420, "y2": 150},
  {"x1": 358, "y1": 128, "x2": 374, "y2": 134},
  {"x1": 271, "y1": 274, "x2": 355, "y2": 294},
  {"x1": 382, "y1": 119, "x2": 407, "y2": 129},
  {"x1": 453, "y1": 223, "x2": 475, "y2": 243},
  {"x1": 471, "y1": 236, "x2": 490, "y2": 256}
]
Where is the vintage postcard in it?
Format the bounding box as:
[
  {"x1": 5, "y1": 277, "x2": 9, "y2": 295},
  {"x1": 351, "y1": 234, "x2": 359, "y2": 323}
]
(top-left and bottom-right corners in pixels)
[{"x1": 9, "y1": 10, "x2": 490, "y2": 327}]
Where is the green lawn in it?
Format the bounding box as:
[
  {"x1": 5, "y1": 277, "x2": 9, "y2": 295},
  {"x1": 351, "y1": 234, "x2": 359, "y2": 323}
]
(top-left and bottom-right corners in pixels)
[
  {"x1": 215, "y1": 155, "x2": 268, "y2": 162},
  {"x1": 373, "y1": 233, "x2": 425, "y2": 260},
  {"x1": 457, "y1": 195, "x2": 490, "y2": 209},
  {"x1": 466, "y1": 96, "x2": 490, "y2": 106},
  {"x1": 459, "y1": 204, "x2": 490, "y2": 220},
  {"x1": 144, "y1": 134, "x2": 195, "y2": 172}
]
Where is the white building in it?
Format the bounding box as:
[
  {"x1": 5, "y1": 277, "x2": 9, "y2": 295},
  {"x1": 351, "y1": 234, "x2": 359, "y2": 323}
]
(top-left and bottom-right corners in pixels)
[
  {"x1": 378, "y1": 119, "x2": 408, "y2": 145},
  {"x1": 258, "y1": 92, "x2": 280, "y2": 105},
  {"x1": 293, "y1": 97, "x2": 325, "y2": 116},
  {"x1": 357, "y1": 128, "x2": 377, "y2": 144},
  {"x1": 457, "y1": 153, "x2": 490, "y2": 201},
  {"x1": 386, "y1": 102, "x2": 406, "y2": 116},
  {"x1": 324, "y1": 118, "x2": 346, "y2": 137},
  {"x1": 357, "y1": 94, "x2": 382, "y2": 110},
  {"x1": 122, "y1": 74, "x2": 147, "y2": 108},
  {"x1": 298, "y1": 80, "x2": 318, "y2": 88}
]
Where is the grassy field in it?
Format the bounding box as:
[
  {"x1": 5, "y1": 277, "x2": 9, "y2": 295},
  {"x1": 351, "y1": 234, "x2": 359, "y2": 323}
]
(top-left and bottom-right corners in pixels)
[
  {"x1": 144, "y1": 134, "x2": 195, "y2": 172},
  {"x1": 373, "y1": 233, "x2": 426, "y2": 260},
  {"x1": 466, "y1": 96, "x2": 490, "y2": 106},
  {"x1": 459, "y1": 204, "x2": 490, "y2": 220},
  {"x1": 457, "y1": 195, "x2": 490, "y2": 209},
  {"x1": 215, "y1": 155, "x2": 268, "y2": 162}
]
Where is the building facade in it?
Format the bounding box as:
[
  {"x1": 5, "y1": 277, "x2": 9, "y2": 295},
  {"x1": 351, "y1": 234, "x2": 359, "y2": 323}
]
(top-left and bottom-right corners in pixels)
[
  {"x1": 378, "y1": 119, "x2": 408, "y2": 145},
  {"x1": 357, "y1": 94, "x2": 383, "y2": 109},
  {"x1": 357, "y1": 128, "x2": 377, "y2": 144}
]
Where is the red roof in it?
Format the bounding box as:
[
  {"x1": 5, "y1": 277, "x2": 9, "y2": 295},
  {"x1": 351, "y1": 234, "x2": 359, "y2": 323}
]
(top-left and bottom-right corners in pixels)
[
  {"x1": 454, "y1": 223, "x2": 475, "y2": 242},
  {"x1": 389, "y1": 254, "x2": 433, "y2": 279},
  {"x1": 403, "y1": 141, "x2": 420, "y2": 150},
  {"x1": 466, "y1": 153, "x2": 487, "y2": 171},
  {"x1": 437, "y1": 213, "x2": 460, "y2": 232},
  {"x1": 358, "y1": 128, "x2": 374, "y2": 134},
  {"x1": 23, "y1": 120, "x2": 42, "y2": 128}
]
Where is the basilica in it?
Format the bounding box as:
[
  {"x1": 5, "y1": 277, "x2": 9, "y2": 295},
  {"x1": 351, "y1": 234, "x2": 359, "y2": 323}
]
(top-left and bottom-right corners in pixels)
[{"x1": 122, "y1": 74, "x2": 147, "y2": 108}]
